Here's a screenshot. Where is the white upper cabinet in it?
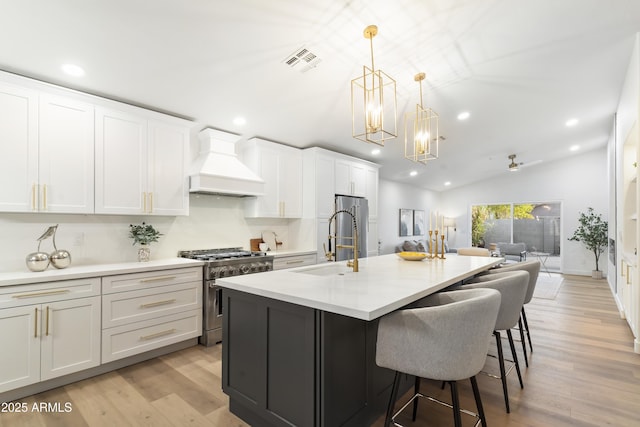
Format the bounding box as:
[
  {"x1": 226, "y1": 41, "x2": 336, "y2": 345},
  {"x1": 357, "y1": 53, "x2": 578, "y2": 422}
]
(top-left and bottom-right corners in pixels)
[
  {"x1": 242, "y1": 138, "x2": 302, "y2": 218},
  {"x1": 0, "y1": 83, "x2": 94, "y2": 213},
  {"x1": 0, "y1": 82, "x2": 38, "y2": 212},
  {"x1": 95, "y1": 107, "x2": 147, "y2": 215},
  {"x1": 335, "y1": 158, "x2": 366, "y2": 197},
  {"x1": 39, "y1": 94, "x2": 94, "y2": 213},
  {"x1": 146, "y1": 120, "x2": 189, "y2": 216},
  {"x1": 365, "y1": 165, "x2": 379, "y2": 219},
  {"x1": 95, "y1": 108, "x2": 189, "y2": 216}
]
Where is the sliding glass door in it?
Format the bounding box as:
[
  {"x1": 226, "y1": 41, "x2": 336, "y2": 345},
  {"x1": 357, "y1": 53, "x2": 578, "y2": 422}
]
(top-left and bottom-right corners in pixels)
[{"x1": 471, "y1": 202, "x2": 561, "y2": 271}]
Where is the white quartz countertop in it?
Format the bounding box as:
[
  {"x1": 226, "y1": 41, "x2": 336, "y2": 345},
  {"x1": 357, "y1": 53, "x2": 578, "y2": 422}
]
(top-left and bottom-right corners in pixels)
[
  {"x1": 217, "y1": 254, "x2": 503, "y2": 321},
  {"x1": 0, "y1": 258, "x2": 204, "y2": 287}
]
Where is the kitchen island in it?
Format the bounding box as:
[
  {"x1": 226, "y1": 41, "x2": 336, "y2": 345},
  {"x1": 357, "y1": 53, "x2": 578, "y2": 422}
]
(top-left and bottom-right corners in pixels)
[{"x1": 217, "y1": 254, "x2": 502, "y2": 427}]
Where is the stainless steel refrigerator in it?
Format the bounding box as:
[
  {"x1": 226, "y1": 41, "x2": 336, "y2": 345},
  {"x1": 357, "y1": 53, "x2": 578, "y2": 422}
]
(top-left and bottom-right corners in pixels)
[{"x1": 334, "y1": 195, "x2": 369, "y2": 261}]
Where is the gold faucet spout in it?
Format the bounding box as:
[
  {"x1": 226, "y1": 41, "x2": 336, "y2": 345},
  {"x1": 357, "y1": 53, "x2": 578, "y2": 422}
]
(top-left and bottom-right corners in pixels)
[{"x1": 328, "y1": 209, "x2": 359, "y2": 272}]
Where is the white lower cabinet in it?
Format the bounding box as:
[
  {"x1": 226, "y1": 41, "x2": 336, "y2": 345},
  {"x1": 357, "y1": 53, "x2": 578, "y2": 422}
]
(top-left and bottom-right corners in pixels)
[
  {"x1": 101, "y1": 267, "x2": 202, "y2": 363},
  {"x1": 0, "y1": 278, "x2": 101, "y2": 393},
  {"x1": 273, "y1": 253, "x2": 317, "y2": 270}
]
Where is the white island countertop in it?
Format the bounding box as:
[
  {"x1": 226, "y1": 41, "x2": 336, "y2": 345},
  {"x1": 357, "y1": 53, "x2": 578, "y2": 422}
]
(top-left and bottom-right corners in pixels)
[
  {"x1": 217, "y1": 253, "x2": 503, "y2": 321},
  {"x1": 0, "y1": 258, "x2": 204, "y2": 287}
]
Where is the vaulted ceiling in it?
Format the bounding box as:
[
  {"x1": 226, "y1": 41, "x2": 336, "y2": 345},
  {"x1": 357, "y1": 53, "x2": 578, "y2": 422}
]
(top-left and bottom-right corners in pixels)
[{"x1": 1, "y1": 0, "x2": 639, "y2": 190}]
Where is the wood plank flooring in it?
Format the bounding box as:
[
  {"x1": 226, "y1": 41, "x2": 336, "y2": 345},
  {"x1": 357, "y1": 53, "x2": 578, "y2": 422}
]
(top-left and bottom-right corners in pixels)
[{"x1": 1, "y1": 274, "x2": 639, "y2": 426}]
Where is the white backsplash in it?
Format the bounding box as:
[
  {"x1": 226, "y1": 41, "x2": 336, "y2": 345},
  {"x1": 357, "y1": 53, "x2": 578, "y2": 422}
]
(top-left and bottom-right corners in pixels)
[{"x1": 0, "y1": 194, "x2": 311, "y2": 273}]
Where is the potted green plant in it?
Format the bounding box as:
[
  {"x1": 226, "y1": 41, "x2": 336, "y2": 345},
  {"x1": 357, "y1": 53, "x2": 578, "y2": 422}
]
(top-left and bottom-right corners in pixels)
[
  {"x1": 129, "y1": 222, "x2": 162, "y2": 261},
  {"x1": 568, "y1": 207, "x2": 608, "y2": 279}
]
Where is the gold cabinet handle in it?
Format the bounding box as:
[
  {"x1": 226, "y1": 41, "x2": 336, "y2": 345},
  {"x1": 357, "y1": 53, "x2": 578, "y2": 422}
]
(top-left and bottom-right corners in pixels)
[
  {"x1": 148, "y1": 192, "x2": 153, "y2": 213},
  {"x1": 34, "y1": 307, "x2": 38, "y2": 338},
  {"x1": 142, "y1": 192, "x2": 147, "y2": 213},
  {"x1": 627, "y1": 265, "x2": 631, "y2": 285},
  {"x1": 139, "y1": 328, "x2": 176, "y2": 341},
  {"x1": 43, "y1": 184, "x2": 47, "y2": 210},
  {"x1": 46, "y1": 306, "x2": 50, "y2": 336},
  {"x1": 140, "y1": 299, "x2": 176, "y2": 308},
  {"x1": 12, "y1": 289, "x2": 70, "y2": 299},
  {"x1": 286, "y1": 260, "x2": 305, "y2": 265},
  {"x1": 140, "y1": 275, "x2": 176, "y2": 283}
]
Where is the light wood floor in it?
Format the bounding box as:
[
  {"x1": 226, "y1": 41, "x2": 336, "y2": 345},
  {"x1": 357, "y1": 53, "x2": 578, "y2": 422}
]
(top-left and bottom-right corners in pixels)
[{"x1": 1, "y1": 275, "x2": 639, "y2": 427}]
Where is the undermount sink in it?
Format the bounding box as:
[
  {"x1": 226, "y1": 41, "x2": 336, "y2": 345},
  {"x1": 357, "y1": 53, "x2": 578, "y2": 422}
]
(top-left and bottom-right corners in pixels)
[{"x1": 295, "y1": 264, "x2": 355, "y2": 276}]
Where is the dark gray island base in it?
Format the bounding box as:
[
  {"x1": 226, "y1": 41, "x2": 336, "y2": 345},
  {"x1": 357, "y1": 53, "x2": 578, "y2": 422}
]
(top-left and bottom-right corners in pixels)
[{"x1": 222, "y1": 288, "x2": 412, "y2": 427}]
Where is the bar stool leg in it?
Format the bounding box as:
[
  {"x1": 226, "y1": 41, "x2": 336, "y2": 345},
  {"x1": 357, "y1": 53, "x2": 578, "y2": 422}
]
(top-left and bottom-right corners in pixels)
[
  {"x1": 449, "y1": 381, "x2": 462, "y2": 427},
  {"x1": 522, "y1": 306, "x2": 533, "y2": 352},
  {"x1": 518, "y1": 316, "x2": 529, "y2": 367},
  {"x1": 412, "y1": 376, "x2": 421, "y2": 421},
  {"x1": 470, "y1": 376, "x2": 487, "y2": 427},
  {"x1": 385, "y1": 371, "x2": 401, "y2": 427},
  {"x1": 494, "y1": 330, "x2": 510, "y2": 413},
  {"x1": 507, "y1": 329, "x2": 524, "y2": 389}
]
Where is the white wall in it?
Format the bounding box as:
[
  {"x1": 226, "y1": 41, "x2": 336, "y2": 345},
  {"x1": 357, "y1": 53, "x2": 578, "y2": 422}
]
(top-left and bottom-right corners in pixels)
[
  {"x1": 439, "y1": 147, "x2": 609, "y2": 276},
  {"x1": 0, "y1": 194, "x2": 308, "y2": 273},
  {"x1": 378, "y1": 180, "x2": 441, "y2": 255}
]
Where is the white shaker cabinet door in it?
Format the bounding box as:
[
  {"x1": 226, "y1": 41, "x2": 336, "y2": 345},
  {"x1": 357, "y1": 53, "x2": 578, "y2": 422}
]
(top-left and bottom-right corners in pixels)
[
  {"x1": 0, "y1": 305, "x2": 41, "y2": 393},
  {"x1": 40, "y1": 296, "x2": 101, "y2": 381},
  {"x1": 0, "y1": 82, "x2": 38, "y2": 212},
  {"x1": 95, "y1": 107, "x2": 148, "y2": 214},
  {"x1": 39, "y1": 94, "x2": 94, "y2": 213},
  {"x1": 147, "y1": 120, "x2": 189, "y2": 216}
]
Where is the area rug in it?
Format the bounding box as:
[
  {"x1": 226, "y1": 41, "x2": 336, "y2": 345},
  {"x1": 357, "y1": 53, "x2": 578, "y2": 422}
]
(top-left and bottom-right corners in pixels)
[{"x1": 532, "y1": 274, "x2": 563, "y2": 300}]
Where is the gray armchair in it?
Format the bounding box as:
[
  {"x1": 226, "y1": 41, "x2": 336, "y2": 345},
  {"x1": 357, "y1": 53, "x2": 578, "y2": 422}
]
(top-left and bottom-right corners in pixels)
[
  {"x1": 376, "y1": 288, "x2": 501, "y2": 427},
  {"x1": 459, "y1": 270, "x2": 529, "y2": 413}
]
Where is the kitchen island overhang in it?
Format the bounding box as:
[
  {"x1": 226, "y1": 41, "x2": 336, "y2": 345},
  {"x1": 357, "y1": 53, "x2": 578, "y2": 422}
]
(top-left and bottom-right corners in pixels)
[{"x1": 217, "y1": 254, "x2": 503, "y2": 427}]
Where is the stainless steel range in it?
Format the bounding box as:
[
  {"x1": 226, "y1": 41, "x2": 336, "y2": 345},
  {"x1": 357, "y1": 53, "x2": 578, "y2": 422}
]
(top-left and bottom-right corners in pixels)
[{"x1": 178, "y1": 248, "x2": 273, "y2": 346}]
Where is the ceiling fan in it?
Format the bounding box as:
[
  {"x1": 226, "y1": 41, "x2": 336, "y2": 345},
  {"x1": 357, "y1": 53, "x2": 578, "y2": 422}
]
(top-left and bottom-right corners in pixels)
[{"x1": 507, "y1": 154, "x2": 542, "y2": 172}]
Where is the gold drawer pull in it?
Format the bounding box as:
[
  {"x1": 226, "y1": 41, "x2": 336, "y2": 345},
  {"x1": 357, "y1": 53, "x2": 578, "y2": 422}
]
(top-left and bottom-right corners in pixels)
[
  {"x1": 140, "y1": 276, "x2": 176, "y2": 283},
  {"x1": 140, "y1": 328, "x2": 176, "y2": 341},
  {"x1": 46, "y1": 306, "x2": 51, "y2": 336},
  {"x1": 140, "y1": 299, "x2": 176, "y2": 308},
  {"x1": 13, "y1": 289, "x2": 70, "y2": 299},
  {"x1": 286, "y1": 260, "x2": 305, "y2": 265}
]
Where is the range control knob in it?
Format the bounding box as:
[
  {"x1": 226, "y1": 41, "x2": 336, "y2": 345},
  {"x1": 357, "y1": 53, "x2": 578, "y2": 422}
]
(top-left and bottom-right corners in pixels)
[{"x1": 240, "y1": 264, "x2": 250, "y2": 274}]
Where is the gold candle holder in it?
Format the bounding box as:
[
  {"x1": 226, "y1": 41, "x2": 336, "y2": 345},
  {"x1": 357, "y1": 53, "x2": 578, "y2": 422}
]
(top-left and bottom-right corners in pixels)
[
  {"x1": 434, "y1": 230, "x2": 439, "y2": 259},
  {"x1": 440, "y1": 234, "x2": 446, "y2": 259},
  {"x1": 428, "y1": 230, "x2": 434, "y2": 258}
]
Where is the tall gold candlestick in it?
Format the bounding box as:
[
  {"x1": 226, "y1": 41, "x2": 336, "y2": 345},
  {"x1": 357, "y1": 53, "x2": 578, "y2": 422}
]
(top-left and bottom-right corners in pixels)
[
  {"x1": 440, "y1": 234, "x2": 446, "y2": 259},
  {"x1": 434, "y1": 230, "x2": 439, "y2": 259},
  {"x1": 428, "y1": 230, "x2": 434, "y2": 258}
]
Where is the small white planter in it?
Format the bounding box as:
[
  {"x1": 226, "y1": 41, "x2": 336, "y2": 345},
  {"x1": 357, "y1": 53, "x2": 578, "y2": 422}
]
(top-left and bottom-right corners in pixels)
[{"x1": 592, "y1": 270, "x2": 603, "y2": 279}]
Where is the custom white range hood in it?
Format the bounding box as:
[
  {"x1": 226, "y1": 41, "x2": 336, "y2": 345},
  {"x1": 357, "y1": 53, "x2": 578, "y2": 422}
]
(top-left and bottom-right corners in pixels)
[{"x1": 189, "y1": 128, "x2": 265, "y2": 197}]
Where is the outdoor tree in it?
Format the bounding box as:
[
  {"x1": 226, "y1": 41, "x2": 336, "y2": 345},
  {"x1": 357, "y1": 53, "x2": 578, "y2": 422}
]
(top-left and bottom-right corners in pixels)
[{"x1": 568, "y1": 207, "x2": 608, "y2": 273}]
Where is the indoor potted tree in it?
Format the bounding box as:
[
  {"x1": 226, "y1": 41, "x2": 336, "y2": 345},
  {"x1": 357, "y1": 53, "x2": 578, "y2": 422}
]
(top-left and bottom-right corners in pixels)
[
  {"x1": 568, "y1": 207, "x2": 608, "y2": 279},
  {"x1": 129, "y1": 222, "x2": 162, "y2": 262}
]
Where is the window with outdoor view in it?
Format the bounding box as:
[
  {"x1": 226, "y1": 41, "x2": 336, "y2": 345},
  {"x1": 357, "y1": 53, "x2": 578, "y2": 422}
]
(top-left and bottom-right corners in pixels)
[{"x1": 471, "y1": 202, "x2": 561, "y2": 272}]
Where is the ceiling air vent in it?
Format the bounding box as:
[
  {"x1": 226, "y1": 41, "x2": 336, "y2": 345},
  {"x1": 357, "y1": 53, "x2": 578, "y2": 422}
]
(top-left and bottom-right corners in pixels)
[{"x1": 282, "y1": 46, "x2": 322, "y2": 73}]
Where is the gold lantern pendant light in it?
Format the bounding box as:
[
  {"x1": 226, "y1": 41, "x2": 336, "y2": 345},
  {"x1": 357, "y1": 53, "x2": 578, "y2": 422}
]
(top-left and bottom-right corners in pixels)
[
  {"x1": 351, "y1": 25, "x2": 397, "y2": 146},
  {"x1": 405, "y1": 72, "x2": 439, "y2": 164}
]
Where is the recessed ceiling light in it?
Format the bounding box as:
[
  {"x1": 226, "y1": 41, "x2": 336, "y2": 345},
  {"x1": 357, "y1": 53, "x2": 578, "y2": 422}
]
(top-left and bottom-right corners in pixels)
[
  {"x1": 457, "y1": 111, "x2": 470, "y2": 121},
  {"x1": 565, "y1": 118, "x2": 579, "y2": 127},
  {"x1": 444, "y1": 181, "x2": 451, "y2": 186},
  {"x1": 371, "y1": 149, "x2": 381, "y2": 155},
  {"x1": 61, "y1": 63, "x2": 85, "y2": 77},
  {"x1": 233, "y1": 117, "x2": 246, "y2": 126},
  {"x1": 410, "y1": 170, "x2": 418, "y2": 177},
  {"x1": 570, "y1": 145, "x2": 580, "y2": 151}
]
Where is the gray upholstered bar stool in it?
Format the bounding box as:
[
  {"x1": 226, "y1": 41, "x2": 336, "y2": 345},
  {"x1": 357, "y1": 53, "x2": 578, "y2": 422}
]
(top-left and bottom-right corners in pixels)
[
  {"x1": 376, "y1": 288, "x2": 501, "y2": 427},
  {"x1": 480, "y1": 260, "x2": 541, "y2": 366},
  {"x1": 458, "y1": 270, "x2": 529, "y2": 413}
]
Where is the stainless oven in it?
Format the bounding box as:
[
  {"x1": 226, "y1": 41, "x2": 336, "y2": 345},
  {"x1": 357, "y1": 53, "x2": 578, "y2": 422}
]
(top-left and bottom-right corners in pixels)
[{"x1": 179, "y1": 248, "x2": 273, "y2": 346}]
